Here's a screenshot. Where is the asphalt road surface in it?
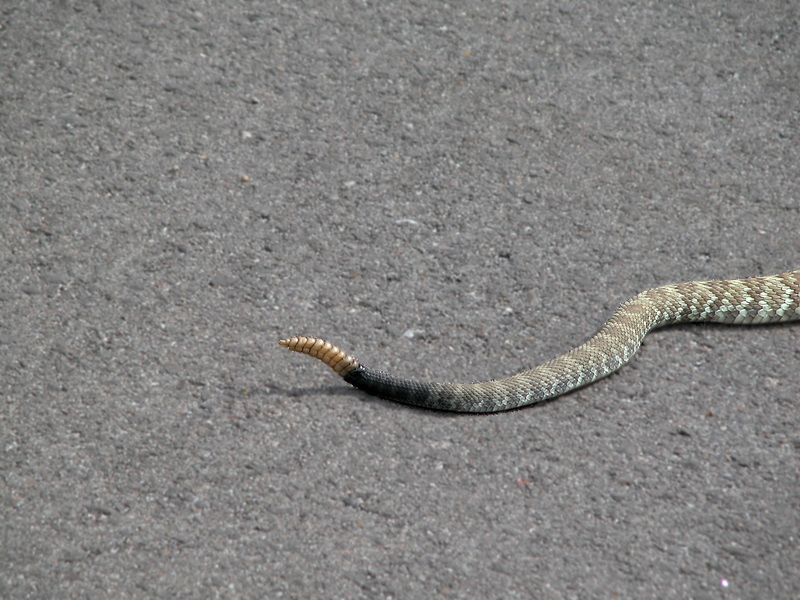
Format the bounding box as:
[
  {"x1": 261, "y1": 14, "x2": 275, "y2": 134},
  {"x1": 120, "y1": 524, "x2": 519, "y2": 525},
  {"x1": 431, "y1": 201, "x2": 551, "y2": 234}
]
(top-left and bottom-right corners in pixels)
[{"x1": 2, "y1": 2, "x2": 799, "y2": 598}]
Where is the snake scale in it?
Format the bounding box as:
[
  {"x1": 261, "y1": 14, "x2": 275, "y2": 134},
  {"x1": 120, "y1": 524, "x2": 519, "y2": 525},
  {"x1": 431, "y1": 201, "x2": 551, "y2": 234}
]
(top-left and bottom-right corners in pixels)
[{"x1": 279, "y1": 269, "x2": 800, "y2": 412}]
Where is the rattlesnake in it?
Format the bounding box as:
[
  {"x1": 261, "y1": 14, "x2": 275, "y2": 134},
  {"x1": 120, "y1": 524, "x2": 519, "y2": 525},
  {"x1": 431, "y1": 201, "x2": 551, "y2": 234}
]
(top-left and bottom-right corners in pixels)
[{"x1": 279, "y1": 270, "x2": 800, "y2": 412}]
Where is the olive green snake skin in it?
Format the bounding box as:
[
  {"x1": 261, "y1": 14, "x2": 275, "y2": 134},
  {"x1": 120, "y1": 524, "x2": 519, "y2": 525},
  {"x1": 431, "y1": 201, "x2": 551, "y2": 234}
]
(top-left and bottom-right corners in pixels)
[{"x1": 279, "y1": 269, "x2": 800, "y2": 412}]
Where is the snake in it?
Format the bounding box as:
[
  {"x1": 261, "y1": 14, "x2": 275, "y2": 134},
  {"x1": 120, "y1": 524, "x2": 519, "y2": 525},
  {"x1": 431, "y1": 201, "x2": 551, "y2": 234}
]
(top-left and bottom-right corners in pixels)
[{"x1": 279, "y1": 269, "x2": 800, "y2": 412}]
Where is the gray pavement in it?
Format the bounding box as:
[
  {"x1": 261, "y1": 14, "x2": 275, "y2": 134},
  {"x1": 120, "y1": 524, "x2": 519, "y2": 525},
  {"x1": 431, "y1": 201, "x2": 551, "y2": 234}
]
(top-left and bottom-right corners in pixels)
[{"x1": 2, "y1": 1, "x2": 799, "y2": 598}]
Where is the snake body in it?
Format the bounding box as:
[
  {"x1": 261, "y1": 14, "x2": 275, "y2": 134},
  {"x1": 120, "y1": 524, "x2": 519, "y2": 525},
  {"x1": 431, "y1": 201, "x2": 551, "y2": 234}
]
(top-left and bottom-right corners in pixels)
[{"x1": 279, "y1": 270, "x2": 800, "y2": 412}]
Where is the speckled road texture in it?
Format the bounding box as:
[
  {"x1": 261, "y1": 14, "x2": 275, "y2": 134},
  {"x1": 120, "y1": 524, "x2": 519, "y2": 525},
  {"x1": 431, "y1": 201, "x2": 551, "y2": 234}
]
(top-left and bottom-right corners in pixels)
[{"x1": 2, "y1": 2, "x2": 799, "y2": 599}]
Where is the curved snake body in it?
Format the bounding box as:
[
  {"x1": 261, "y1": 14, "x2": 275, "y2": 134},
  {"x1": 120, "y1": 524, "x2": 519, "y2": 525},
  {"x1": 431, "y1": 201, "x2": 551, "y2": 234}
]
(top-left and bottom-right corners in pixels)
[{"x1": 279, "y1": 270, "x2": 800, "y2": 412}]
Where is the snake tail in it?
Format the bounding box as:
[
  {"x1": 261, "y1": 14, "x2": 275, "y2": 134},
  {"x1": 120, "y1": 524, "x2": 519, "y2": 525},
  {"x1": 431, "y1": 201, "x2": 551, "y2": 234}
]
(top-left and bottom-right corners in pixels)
[{"x1": 278, "y1": 269, "x2": 800, "y2": 413}]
